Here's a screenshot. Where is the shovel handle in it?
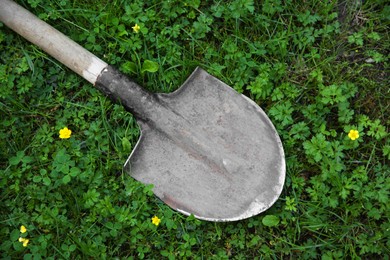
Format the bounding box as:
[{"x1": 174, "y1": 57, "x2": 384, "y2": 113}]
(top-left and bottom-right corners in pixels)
[{"x1": 0, "y1": 0, "x2": 108, "y2": 85}]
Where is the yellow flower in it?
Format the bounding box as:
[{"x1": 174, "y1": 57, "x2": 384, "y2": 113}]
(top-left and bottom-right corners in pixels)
[
  {"x1": 132, "y1": 24, "x2": 140, "y2": 33},
  {"x1": 348, "y1": 129, "x2": 359, "y2": 140},
  {"x1": 59, "y1": 127, "x2": 72, "y2": 139},
  {"x1": 20, "y1": 225, "x2": 27, "y2": 233},
  {"x1": 151, "y1": 216, "x2": 161, "y2": 226},
  {"x1": 18, "y1": 237, "x2": 29, "y2": 247}
]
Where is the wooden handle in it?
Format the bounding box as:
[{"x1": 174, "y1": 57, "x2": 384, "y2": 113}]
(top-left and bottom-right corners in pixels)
[{"x1": 0, "y1": 0, "x2": 107, "y2": 85}]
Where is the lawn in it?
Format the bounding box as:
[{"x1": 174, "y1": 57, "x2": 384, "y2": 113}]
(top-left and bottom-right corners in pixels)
[{"x1": 1, "y1": 0, "x2": 389, "y2": 259}]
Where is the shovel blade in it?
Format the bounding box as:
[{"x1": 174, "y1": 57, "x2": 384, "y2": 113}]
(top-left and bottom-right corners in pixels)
[{"x1": 125, "y1": 67, "x2": 285, "y2": 221}]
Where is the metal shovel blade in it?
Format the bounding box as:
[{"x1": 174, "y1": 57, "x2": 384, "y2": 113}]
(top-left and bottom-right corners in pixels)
[{"x1": 124, "y1": 67, "x2": 285, "y2": 221}]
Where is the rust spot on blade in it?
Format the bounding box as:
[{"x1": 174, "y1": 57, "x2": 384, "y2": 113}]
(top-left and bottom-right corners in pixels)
[{"x1": 162, "y1": 193, "x2": 199, "y2": 216}]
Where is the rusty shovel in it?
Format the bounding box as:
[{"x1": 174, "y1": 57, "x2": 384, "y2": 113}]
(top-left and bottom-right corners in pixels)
[{"x1": 0, "y1": 0, "x2": 285, "y2": 221}]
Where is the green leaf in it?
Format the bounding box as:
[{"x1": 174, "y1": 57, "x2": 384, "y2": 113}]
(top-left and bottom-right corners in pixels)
[
  {"x1": 161, "y1": 250, "x2": 170, "y2": 257},
  {"x1": 367, "y1": 31, "x2": 381, "y2": 41},
  {"x1": 117, "y1": 24, "x2": 128, "y2": 37},
  {"x1": 33, "y1": 175, "x2": 42, "y2": 183},
  {"x1": 69, "y1": 167, "x2": 80, "y2": 177},
  {"x1": 9, "y1": 151, "x2": 24, "y2": 166},
  {"x1": 338, "y1": 101, "x2": 354, "y2": 123},
  {"x1": 303, "y1": 134, "x2": 330, "y2": 163},
  {"x1": 53, "y1": 148, "x2": 74, "y2": 174},
  {"x1": 269, "y1": 101, "x2": 294, "y2": 127},
  {"x1": 348, "y1": 32, "x2": 364, "y2": 46},
  {"x1": 248, "y1": 235, "x2": 262, "y2": 247},
  {"x1": 122, "y1": 137, "x2": 132, "y2": 153},
  {"x1": 84, "y1": 189, "x2": 100, "y2": 208},
  {"x1": 383, "y1": 145, "x2": 390, "y2": 160},
  {"x1": 367, "y1": 119, "x2": 387, "y2": 140},
  {"x1": 290, "y1": 122, "x2": 310, "y2": 140},
  {"x1": 121, "y1": 61, "x2": 137, "y2": 74},
  {"x1": 141, "y1": 60, "x2": 159, "y2": 73},
  {"x1": 165, "y1": 219, "x2": 177, "y2": 230},
  {"x1": 10, "y1": 229, "x2": 19, "y2": 241},
  {"x1": 62, "y1": 175, "x2": 71, "y2": 184},
  {"x1": 262, "y1": 215, "x2": 280, "y2": 227},
  {"x1": 319, "y1": 84, "x2": 346, "y2": 105},
  {"x1": 43, "y1": 177, "x2": 51, "y2": 186},
  {"x1": 340, "y1": 188, "x2": 349, "y2": 199},
  {"x1": 21, "y1": 155, "x2": 33, "y2": 164}
]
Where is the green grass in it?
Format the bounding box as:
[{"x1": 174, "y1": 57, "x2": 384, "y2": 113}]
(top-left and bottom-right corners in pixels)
[{"x1": 1, "y1": 0, "x2": 389, "y2": 259}]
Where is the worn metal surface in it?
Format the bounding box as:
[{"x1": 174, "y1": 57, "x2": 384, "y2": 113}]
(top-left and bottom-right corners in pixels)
[
  {"x1": 3, "y1": 0, "x2": 284, "y2": 221},
  {"x1": 96, "y1": 66, "x2": 285, "y2": 221}
]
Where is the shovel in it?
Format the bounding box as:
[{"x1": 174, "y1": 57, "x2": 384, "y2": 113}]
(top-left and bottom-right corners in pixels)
[{"x1": 0, "y1": 0, "x2": 285, "y2": 221}]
